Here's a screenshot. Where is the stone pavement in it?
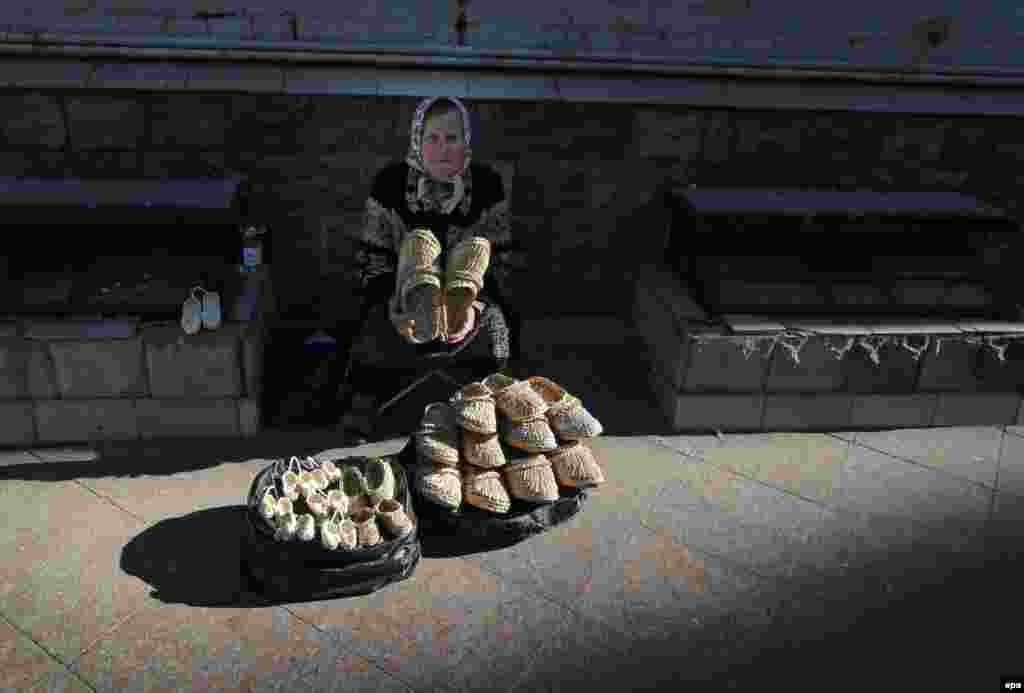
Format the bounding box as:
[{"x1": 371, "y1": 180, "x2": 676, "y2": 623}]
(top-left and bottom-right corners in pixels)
[{"x1": 1, "y1": 417, "x2": 1022, "y2": 692}]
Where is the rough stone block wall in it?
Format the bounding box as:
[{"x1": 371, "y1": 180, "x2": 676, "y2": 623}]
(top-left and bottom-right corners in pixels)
[
  {"x1": 635, "y1": 268, "x2": 1024, "y2": 432},
  {"x1": 0, "y1": 320, "x2": 264, "y2": 445}
]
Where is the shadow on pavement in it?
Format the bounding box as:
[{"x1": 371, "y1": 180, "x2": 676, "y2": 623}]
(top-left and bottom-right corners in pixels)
[
  {"x1": 0, "y1": 430, "x2": 372, "y2": 482},
  {"x1": 432, "y1": 538, "x2": 1020, "y2": 693},
  {"x1": 120, "y1": 505, "x2": 275, "y2": 608}
]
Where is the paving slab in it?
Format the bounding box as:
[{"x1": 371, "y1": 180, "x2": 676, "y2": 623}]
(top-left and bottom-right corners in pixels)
[
  {"x1": 0, "y1": 479, "x2": 151, "y2": 662},
  {"x1": 71, "y1": 601, "x2": 414, "y2": 693},
  {"x1": 0, "y1": 617, "x2": 58, "y2": 692},
  {"x1": 286, "y1": 556, "x2": 623, "y2": 693},
  {"x1": 987, "y1": 490, "x2": 1024, "y2": 561},
  {"x1": 997, "y1": 428, "x2": 1024, "y2": 497},
  {"x1": 839, "y1": 442, "x2": 992, "y2": 531},
  {"x1": 643, "y1": 440, "x2": 851, "y2": 583},
  {"x1": 849, "y1": 425, "x2": 1003, "y2": 490},
  {"x1": 452, "y1": 437, "x2": 849, "y2": 674},
  {"x1": 79, "y1": 458, "x2": 275, "y2": 524},
  {"x1": 1, "y1": 423, "x2": 1017, "y2": 692},
  {"x1": 656, "y1": 431, "x2": 846, "y2": 506},
  {"x1": 14, "y1": 665, "x2": 94, "y2": 693}
]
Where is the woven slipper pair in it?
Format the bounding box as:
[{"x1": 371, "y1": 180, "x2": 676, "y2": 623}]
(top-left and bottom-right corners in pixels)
[
  {"x1": 414, "y1": 403, "x2": 461, "y2": 466},
  {"x1": 483, "y1": 373, "x2": 558, "y2": 452},
  {"x1": 503, "y1": 454, "x2": 560, "y2": 503},
  {"x1": 180, "y1": 285, "x2": 221, "y2": 335},
  {"x1": 413, "y1": 461, "x2": 462, "y2": 510},
  {"x1": 445, "y1": 236, "x2": 491, "y2": 337},
  {"x1": 528, "y1": 377, "x2": 603, "y2": 440},
  {"x1": 397, "y1": 228, "x2": 446, "y2": 344},
  {"x1": 397, "y1": 230, "x2": 492, "y2": 343},
  {"x1": 450, "y1": 383, "x2": 505, "y2": 468},
  {"x1": 548, "y1": 441, "x2": 605, "y2": 488},
  {"x1": 462, "y1": 465, "x2": 511, "y2": 514}
]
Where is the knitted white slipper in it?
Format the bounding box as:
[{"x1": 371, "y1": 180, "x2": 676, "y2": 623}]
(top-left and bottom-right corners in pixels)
[
  {"x1": 180, "y1": 289, "x2": 202, "y2": 335},
  {"x1": 200, "y1": 288, "x2": 222, "y2": 330}
]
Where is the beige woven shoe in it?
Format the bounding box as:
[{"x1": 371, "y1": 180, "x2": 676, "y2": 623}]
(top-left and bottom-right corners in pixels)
[
  {"x1": 351, "y1": 508, "x2": 382, "y2": 547},
  {"x1": 500, "y1": 415, "x2": 558, "y2": 453},
  {"x1": 398, "y1": 229, "x2": 445, "y2": 343},
  {"x1": 445, "y1": 237, "x2": 491, "y2": 336},
  {"x1": 462, "y1": 466, "x2": 511, "y2": 514},
  {"x1": 376, "y1": 498, "x2": 413, "y2": 537},
  {"x1": 415, "y1": 403, "x2": 461, "y2": 466},
  {"x1": 547, "y1": 441, "x2": 606, "y2": 489},
  {"x1": 527, "y1": 376, "x2": 604, "y2": 440},
  {"x1": 462, "y1": 429, "x2": 506, "y2": 468},
  {"x1": 483, "y1": 373, "x2": 548, "y2": 422},
  {"x1": 414, "y1": 462, "x2": 463, "y2": 510},
  {"x1": 503, "y1": 455, "x2": 560, "y2": 503},
  {"x1": 450, "y1": 382, "x2": 497, "y2": 434}
]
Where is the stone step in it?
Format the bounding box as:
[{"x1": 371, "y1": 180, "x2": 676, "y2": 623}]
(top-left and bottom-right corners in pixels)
[
  {"x1": 635, "y1": 263, "x2": 1024, "y2": 433},
  {"x1": 0, "y1": 397, "x2": 261, "y2": 447}
]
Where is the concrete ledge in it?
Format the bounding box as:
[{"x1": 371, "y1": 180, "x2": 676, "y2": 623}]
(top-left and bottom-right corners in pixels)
[
  {"x1": 35, "y1": 399, "x2": 139, "y2": 444},
  {"x1": 0, "y1": 58, "x2": 93, "y2": 88},
  {"x1": 143, "y1": 324, "x2": 242, "y2": 399},
  {"x1": 1, "y1": 51, "x2": 1023, "y2": 115},
  {"x1": 239, "y1": 398, "x2": 261, "y2": 437},
  {"x1": 240, "y1": 325, "x2": 264, "y2": 399},
  {"x1": 49, "y1": 338, "x2": 147, "y2": 398},
  {"x1": 764, "y1": 338, "x2": 845, "y2": 393},
  {"x1": 0, "y1": 401, "x2": 35, "y2": 447},
  {"x1": 683, "y1": 329, "x2": 767, "y2": 393},
  {"x1": 850, "y1": 394, "x2": 938, "y2": 429},
  {"x1": 762, "y1": 393, "x2": 854, "y2": 431},
  {"x1": 27, "y1": 397, "x2": 260, "y2": 444},
  {"x1": 136, "y1": 398, "x2": 240, "y2": 439},
  {"x1": 185, "y1": 63, "x2": 285, "y2": 93},
  {"x1": 88, "y1": 61, "x2": 188, "y2": 90},
  {"x1": 23, "y1": 318, "x2": 138, "y2": 340},
  {"x1": 932, "y1": 392, "x2": 1021, "y2": 427},
  {"x1": 636, "y1": 262, "x2": 708, "y2": 332},
  {"x1": 671, "y1": 392, "x2": 765, "y2": 433},
  {"x1": 634, "y1": 283, "x2": 690, "y2": 391},
  {"x1": 0, "y1": 338, "x2": 28, "y2": 399}
]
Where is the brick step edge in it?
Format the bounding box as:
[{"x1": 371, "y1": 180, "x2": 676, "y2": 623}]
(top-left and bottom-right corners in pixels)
[
  {"x1": 648, "y1": 358, "x2": 1023, "y2": 432},
  {"x1": 0, "y1": 397, "x2": 261, "y2": 447}
]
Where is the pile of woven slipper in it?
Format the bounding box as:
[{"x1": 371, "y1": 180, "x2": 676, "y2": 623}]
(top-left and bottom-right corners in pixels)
[
  {"x1": 411, "y1": 374, "x2": 606, "y2": 514},
  {"x1": 257, "y1": 456, "x2": 414, "y2": 549}
]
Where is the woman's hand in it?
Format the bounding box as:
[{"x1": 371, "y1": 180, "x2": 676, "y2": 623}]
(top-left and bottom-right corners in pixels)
[
  {"x1": 446, "y1": 305, "x2": 476, "y2": 344},
  {"x1": 388, "y1": 295, "x2": 418, "y2": 344}
]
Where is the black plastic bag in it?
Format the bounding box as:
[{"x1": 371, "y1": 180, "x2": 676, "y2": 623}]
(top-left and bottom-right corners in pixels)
[
  {"x1": 395, "y1": 438, "x2": 588, "y2": 548},
  {"x1": 242, "y1": 453, "x2": 420, "y2": 601}
]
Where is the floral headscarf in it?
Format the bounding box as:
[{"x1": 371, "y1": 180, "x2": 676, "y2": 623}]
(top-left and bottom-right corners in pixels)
[{"x1": 404, "y1": 96, "x2": 474, "y2": 216}]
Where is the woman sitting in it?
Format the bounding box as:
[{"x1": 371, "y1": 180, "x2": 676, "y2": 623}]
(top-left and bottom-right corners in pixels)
[{"x1": 338, "y1": 96, "x2": 522, "y2": 440}]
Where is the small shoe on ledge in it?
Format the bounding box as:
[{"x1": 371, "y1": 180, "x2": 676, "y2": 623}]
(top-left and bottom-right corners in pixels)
[
  {"x1": 180, "y1": 289, "x2": 202, "y2": 335},
  {"x1": 200, "y1": 288, "x2": 222, "y2": 330}
]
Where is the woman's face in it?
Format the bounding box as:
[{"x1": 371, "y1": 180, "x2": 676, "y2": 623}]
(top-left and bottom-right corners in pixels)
[{"x1": 421, "y1": 109, "x2": 465, "y2": 180}]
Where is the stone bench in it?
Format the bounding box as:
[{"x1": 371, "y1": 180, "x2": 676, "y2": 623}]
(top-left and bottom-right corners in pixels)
[
  {"x1": 0, "y1": 270, "x2": 272, "y2": 446},
  {"x1": 633, "y1": 261, "x2": 1024, "y2": 433}
]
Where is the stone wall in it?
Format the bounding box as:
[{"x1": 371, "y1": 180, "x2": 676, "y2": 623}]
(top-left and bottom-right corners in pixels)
[
  {"x1": 634, "y1": 261, "x2": 1024, "y2": 433},
  {"x1": 0, "y1": 319, "x2": 263, "y2": 446},
  {"x1": 2, "y1": 88, "x2": 1022, "y2": 323}
]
